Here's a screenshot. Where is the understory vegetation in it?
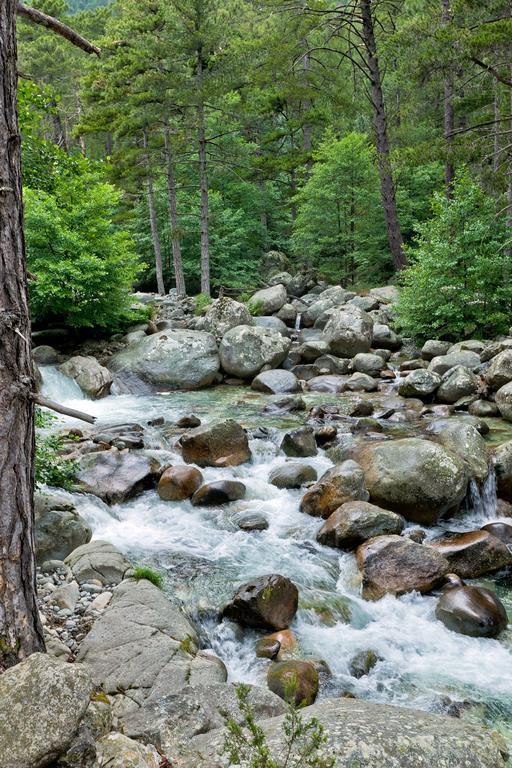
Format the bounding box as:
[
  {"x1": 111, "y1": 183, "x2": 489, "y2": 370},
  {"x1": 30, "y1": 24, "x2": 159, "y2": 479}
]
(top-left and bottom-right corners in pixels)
[{"x1": 35, "y1": 410, "x2": 77, "y2": 490}]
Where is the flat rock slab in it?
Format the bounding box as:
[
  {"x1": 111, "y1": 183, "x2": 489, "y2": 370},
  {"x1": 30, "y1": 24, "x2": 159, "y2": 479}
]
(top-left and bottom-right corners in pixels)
[
  {"x1": 0, "y1": 653, "x2": 92, "y2": 768},
  {"x1": 187, "y1": 697, "x2": 508, "y2": 768},
  {"x1": 76, "y1": 579, "x2": 226, "y2": 713},
  {"x1": 65, "y1": 540, "x2": 132, "y2": 585}
]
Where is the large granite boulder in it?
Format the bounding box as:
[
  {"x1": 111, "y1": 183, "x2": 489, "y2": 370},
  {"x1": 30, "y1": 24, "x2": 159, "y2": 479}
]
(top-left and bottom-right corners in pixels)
[
  {"x1": 436, "y1": 365, "x2": 480, "y2": 404},
  {"x1": 251, "y1": 369, "x2": 300, "y2": 394},
  {"x1": 356, "y1": 535, "x2": 450, "y2": 600},
  {"x1": 203, "y1": 297, "x2": 252, "y2": 338},
  {"x1": 493, "y1": 439, "x2": 512, "y2": 500},
  {"x1": 302, "y1": 286, "x2": 353, "y2": 327},
  {"x1": 267, "y1": 660, "x2": 319, "y2": 707},
  {"x1": 188, "y1": 697, "x2": 508, "y2": 768},
  {"x1": 94, "y1": 732, "x2": 160, "y2": 768},
  {"x1": 432, "y1": 421, "x2": 489, "y2": 482},
  {"x1": 428, "y1": 351, "x2": 480, "y2": 376},
  {"x1": 352, "y1": 352, "x2": 383, "y2": 377},
  {"x1": 356, "y1": 438, "x2": 467, "y2": 524},
  {"x1": 323, "y1": 307, "x2": 373, "y2": 357},
  {"x1": 76, "y1": 579, "x2": 226, "y2": 714},
  {"x1": 300, "y1": 461, "x2": 368, "y2": 518},
  {"x1": 421, "y1": 339, "x2": 452, "y2": 360},
  {"x1": 495, "y1": 381, "x2": 512, "y2": 421},
  {"x1": 248, "y1": 284, "x2": 287, "y2": 314},
  {"x1": 429, "y1": 530, "x2": 512, "y2": 578},
  {"x1": 219, "y1": 325, "x2": 291, "y2": 378},
  {"x1": 253, "y1": 316, "x2": 288, "y2": 334},
  {"x1": 35, "y1": 492, "x2": 91, "y2": 564},
  {"x1": 59, "y1": 355, "x2": 113, "y2": 398},
  {"x1": 110, "y1": 330, "x2": 220, "y2": 389},
  {"x1": 269, "y1": 463, "x2": 317, "y2": 489},
  {"x1": 65, "y1": 540, "x2": 132, "y2": 585},
  {"x1": 281, "y1": 426, "x2": 317, "y2": 457},
  {"x1": 0, "y1": 653, "x2": 91, "y2": 768},
  {"x1": 372, "y1": 323, "x2": 401, "y2": 351},
  {"x1": 158, "y1": 465, "x2": 203, "y2": 501},
  {"x1": 222, "y1": 574, "x2": 299, "y2": 630},
  {"x1": 398, "y1": 369, "x2": 441, "y2": 399},
  {"x1": 485, "y1": 348, "x2": 512, "y2": 389},
  {"x1": 317, "y1": 501, "x2": 404, "y2": 550},
  {"x1": 77, "y1": 451, "x2": 157, "y2": 504},
  {"x1": 180, "y1": 419, "x2": 251, "y2": 467},
  {"x1": 436, "y1": 584, "x2": 508, "y2": 638},
  {"x1": 191, "y1": 479, "x2": 246, "y2": 506}
]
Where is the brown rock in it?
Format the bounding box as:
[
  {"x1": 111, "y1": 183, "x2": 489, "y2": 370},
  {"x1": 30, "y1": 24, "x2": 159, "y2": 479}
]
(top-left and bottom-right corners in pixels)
[
  {"x1": 429, "y1": 530, "x2": 512, "y2": 579},
  {"x1": 267, "y1": 660, "x2": 319, "y2": 707},
  {"x1": 300, "y1": 461, "x2": 368, "y2": 519},
  {"x1": 191, "y1": 480, "x2": 246, "y2": 506},
  {"x1": 222, "y1": 574, "x2": 299, "y2": 630},
  {"x1": 481, "y1": 521, "x2": 512, "y2": 546},
  {"x1": 157, "y1": 465, "x2": 203, "y2": 501},
  {"x1": 436, "y1": 585, "x2": 508, "y2": 638},
  {"x1": 317, "y1": 501, "x2": 404, "y2": 550},
  {"x1": 180, "y1": 419, "x2": 251, "y2": 467}
]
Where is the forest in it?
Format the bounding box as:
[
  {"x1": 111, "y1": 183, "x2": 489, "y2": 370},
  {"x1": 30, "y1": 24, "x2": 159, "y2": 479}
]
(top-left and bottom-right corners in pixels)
[{"x1": 17, "y1": 0, "x2": 512, "y2": 340}]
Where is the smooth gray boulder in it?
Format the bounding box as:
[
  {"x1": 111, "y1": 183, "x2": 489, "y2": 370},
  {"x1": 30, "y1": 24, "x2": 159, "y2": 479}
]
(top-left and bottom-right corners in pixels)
[
  {"x1": 421, "y1": 339, "x2": 451, "y2": 360},
  {"x1": 485, "y1": 349, "x2": 512, "y2": 389},
  {"x1": 302, "y1": 286, "x2": 353, "y2": 327},
  {"x1": 203, "y1": 297, "x2": 252, "y2": 338},
  {"x1": 436, "y1": 365, "x2": 480, "y2": 404},
  {"x1": 65, "y1": 540, "x2": 131, "y2": 585},
  {"x1": 369, "y1": 285, "x2": 399, "y2": 304},
  {"x1": 251, "y1": 369, "x2": 300, "y2": 394},
  {"x1": 300, "y1": 460, "x2": 369, "y2": 518},
  {"x1": 33, "y1": 344, "x2": 60, "y2": 364},
  {"x1": 94, "y1": 733, "x2": 160, "y2": 768},
  {"x1": 269, "y1": 463, "x2": 317, "y2": 489},
  {"x1": 372, "y1": 323, "x2": 401, "y2": 351},
  {"x1": 496, "y1": 381, "x2": 512, "y2": 421},
  {"x1": 59, "y1": 355, "x2": 113, "y2": 398},
  {"x1": 317, "y1": 501, "x2": 404, "y2": 550},
  {"x1": 180, "y1": 419, "x2": 251, "y2": 467},
  {"x1": 252, "y1": 316, "x2": 288, "y2": 334},
  {"x1": 432, "y1": 421, "x2": 489, "y2": 482},
  {"x1": 188, "y1": 697, "x2": 509, "y2": 768},
  {"x1": 352, "y1": 352, "x2": 383, "y2": 377},
  {"x1": 356, "y1": 438, "x2": 468, "y2": 524},
  {"x1": 428, "y1": 350, "x2": 480, "y2": 376},
  {"x1": 110, "y1": 330, "x2": 220, "y2": 389},
  {"x1": 76, "y1": 579, "x2": 226, "y2": 713},
  {"x1": 323, "y1": 306, "x2": 373, "y2": 357},
  {"x1": 248, "y1": 284, "x2": 287, "y2": 314},
  {"x1": 0, "y1": 653, "x2": 91, "y2": 768},
  {"x1": 219, "y1": 325, "x2": 291, "y2": 378},
  {"x1": 77, "y1": 451, "x2": 157, "y2": 504},
  {"x1": 398, "y1": 369, "x2": 441, "y2": 399},
  {"x1": 35, "y1": 494, "x2": 91, "y2": 564}
]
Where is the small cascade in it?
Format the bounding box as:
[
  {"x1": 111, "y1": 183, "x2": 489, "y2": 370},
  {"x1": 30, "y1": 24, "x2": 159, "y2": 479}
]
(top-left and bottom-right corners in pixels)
[
  {"x1": 39, "y1": 365, "x2": 85, "y2": 402},
  {"x1": 465, "y1": 467, "x2": 498, "y2": 521},
  {"x1": 294, "y1": 312, "x2": 302, "y2": 332}
]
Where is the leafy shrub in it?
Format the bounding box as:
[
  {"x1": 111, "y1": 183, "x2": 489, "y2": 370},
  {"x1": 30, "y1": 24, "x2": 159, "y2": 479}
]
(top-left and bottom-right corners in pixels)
[
  {"x1": 35, "y1": 410, "x2": 78, "y2": 490},
  {"x1": 132, "y1": 565, "x2": 164, "y2": 589},
  {"x1": 247, "y1": 299, "x2": 264, "y2": 317},
  {"x1": 222, "y1": 683, "x2": 334, "y2": 768},
  {"x1": 194, "y1": 293, "x2": 213, "y2": 316},
  {"x1": 397, "y1": 170, "x2": 512, "y2": 340}
]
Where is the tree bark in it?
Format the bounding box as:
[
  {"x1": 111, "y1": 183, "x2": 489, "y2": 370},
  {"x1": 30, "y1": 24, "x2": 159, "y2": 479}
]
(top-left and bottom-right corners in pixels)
[
  {"x1": 0, "y1": 0, "x2": 45, "y2": 668},
  {"x1": 143, "y1": 129, "x2": 165, "y2": 296},
  {"x1": 163, "y1": 123, "x2": 186, "y2": 296},
  {"x1": 442, "y1": 0, "x2": 454, "y2": 196},
  {"x1": 359, "y1": 0, "x2": 406, "y2": 270},
  {"x1": 197, "y1": 48, "x2": 210, "y2": 296}
]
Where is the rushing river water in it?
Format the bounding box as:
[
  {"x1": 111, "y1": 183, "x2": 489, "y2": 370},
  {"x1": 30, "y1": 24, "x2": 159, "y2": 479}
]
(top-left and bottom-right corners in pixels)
[{"x1": 40, "y1": 365, "x2": 512, "y2": 747}]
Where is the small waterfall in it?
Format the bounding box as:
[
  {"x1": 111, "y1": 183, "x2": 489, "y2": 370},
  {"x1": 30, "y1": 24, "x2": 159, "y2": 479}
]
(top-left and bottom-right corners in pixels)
[
  {"x1": 465, "y1": 467, "x2": 497, "y2": 520},
  {"x1": 294, "y1": 313, "x2": 302, "y2": 332},
  {"x1": 39, "y1": 365, "x2": 86, "y2": 402}
]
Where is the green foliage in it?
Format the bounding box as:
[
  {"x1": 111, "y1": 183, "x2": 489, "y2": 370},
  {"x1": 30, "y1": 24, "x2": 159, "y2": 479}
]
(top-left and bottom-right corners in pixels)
[
  {"x1": 292, "y1": 132, "x2": 390, "y2": 285},
  {"x1": 222, "y1": 684, "x2": 334, "y2": 768},
  {"x1": 35, "y1": 410, "x2": 78, "y2": 490},
  {"x1": 194, "y1": 293, "x2": 213, "y2": 316},
  {"x1": 132, "y1": 565, "x2": 164, "y2": 589},
  {"x1": 397, "y1": 170, "x2": 512, "y2": 340},
  {"x1": 26, "y1": 173, "x2": 144, "y2": 329},
  {"x1": 247, "y1": 299, "x2": 264, "y2": 317}
]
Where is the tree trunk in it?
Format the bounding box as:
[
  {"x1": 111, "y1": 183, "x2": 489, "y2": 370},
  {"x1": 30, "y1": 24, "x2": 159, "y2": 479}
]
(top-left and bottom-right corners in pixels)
[
  {"x1": 359, "y1": 0, "x2": 406, "y2": 270},
  {"x1": 442, "y1": 0, "x2": 454, "y2": 196},
  {"x1": 163, "y1": 123, "x2": 186, "y2": 296},
  {"x1": 302, "y1": 45, "x2": 313, "y2": 173},
  {"x1": 197, "y1": 50, "x2": 210, "y2": 296},
  {"x1": 0, "y1": 0, "x2": 45, "y2": 668},
  {"x1": 142, "y1": 129, "x2": 165, "y2": 296}
]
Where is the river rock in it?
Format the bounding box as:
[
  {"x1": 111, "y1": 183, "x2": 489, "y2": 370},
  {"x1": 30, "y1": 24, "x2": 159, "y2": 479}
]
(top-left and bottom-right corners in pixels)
[
  {"x1": 191, "y1": 480, "x2": 246, "y2": 506},
  {"x1": 436, "y1": 365, "x2": 480, "y2": 404},
  {"x1": 323, "y1": 307, "x2": 373, "y2": 357},
  {"x1": 398, "y1": 369, "x2": 441, "y2": 399},
  {"x1": 317, "y1": 501, "x2": 404, "y2": 550},
  {"x1": 232, "y1": 510, "x2": 269, "y2": 531},
  {"x1": 369, "y1": 285, "x2": 399, "y2": 304},
  {"x1": 77, "y1": 451, "x2": 157, "y2": 504},
  {"x1": 180, "y1": 419, "x2": 251, "y2": 467},
  {"x1": 95, "y1": 732, "x2": 160, "y2": 768},
  {"x1": 315, "y1": 354, "x2": 351, "y2": 374},
  {"x1": 356, "y1": 535, "x2": 450, "y2": 600},
  {"x1": 356, "y1": 438, "x2": 467, "y2": 524},
  {"x1": 300, "y1": 461, "x2": 368, "y2": 518},
  {"x1": 485, "y1": 349, "x2": 512, "y2": 389},
  {"x1": 428, "y1": 350, "x2": 481, "y2": 376},
  {"x1": 302, "y1": 286, "x2": 353, "y2": 327},
  {"x1": 277, "y1": 302, "x2": 297, "y2": 324},
  {"x1": 267, "y1": 660, "x2": 319, "y2": 707},
  {"x1": 421, "y1": 339, "x2": 452, "y2": 360},
  {"x1": 253, "y1": 316, "x2": 288, "y2": 335},
  {"x1": 33, "y1": 344, "x2": 60, "y2": 364},
  {"x1": 469, "y1": 399, "x2": 500, "y2": 417},
  {"x1": 0, "y1": 653, "x2": 91, "y2": 768},
  {"x1": 251, "y1": 369, "x2": 300, "y2": 394},
  {"x1": 344, "y1": 372, "x2": 379, "y2": 392},
  {"x1": 77, "y1": 579, "x2": 226, "y2": 712},
  {"x1": 372, "y1": 323, "x2": 401, "y2": 351},
  {"x1": 219, "y1": 325, "x2": 291, "y2": 378},
  {"x1": 269, "y1": 463, "x2": 317, "y2": 489},
  {"x1": 436, "y1": 584, "x2": 508, "y2": 638},
  {"x1": 307, "y1": 374, "x2": 346, "y2": 392},
  {"x1": 222, "y1": 574, "x2": 299, "y2": 630},
  {"x1": 349, "y1": 649, "x2": 380, "y2": 678},
  {"x1": 495, "y1": 381, "x2": 512, "y2": 421},
  {"x1": 281, "y1": 426, "x2": 317, "y2": 457},
  {"x1": 110, "y1": 330, "x2": 220, "y2": 389},
  {"x1": 481, "y1": 521, "x2": 512, "y2": 545},
  {"x1": 158, "y1": 465, "x2": 203, "y2": 501},
  {"x1": 429, "y1": 530, "x2": 512, "y2": 578},
  {"x1": 65, "y1": 540, "x2": 131, "y2": 585},
  {"x1": 352, "y1": 352, "x2": 383, "y2": 377},
  {"x1": 189, "y1": 696, "x2": 509, "y2": 768},
  {"x1": 203, "y1": 297, "x2": 252, "y2": 338},
  {"x1": 493, "y1": 439, "x2": 512, "y2": 500},
  {"x1": 35, "y1": 496, "x2": 91, "y2": 564},
  {"x1": 432, "y1": 421, "x2": 489, "y2": 482},
  {"x1": 248, "y1": 284, "x2": 287, "y2": 314},
  {"x1": 59, "y1": 355, "x2": 113, "y2": 398}
]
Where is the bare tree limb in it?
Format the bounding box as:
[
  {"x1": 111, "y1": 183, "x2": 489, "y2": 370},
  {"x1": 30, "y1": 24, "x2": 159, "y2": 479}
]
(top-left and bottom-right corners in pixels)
[
  {"x1": 17, "y1": 3, "x2": 100, "y2": 56},
  {"x1": 470, "y1": 56, "x2": 512, "y2": 87},
  {"x1": 32, "y1": 394, "x2": 96, "y2": 424}
]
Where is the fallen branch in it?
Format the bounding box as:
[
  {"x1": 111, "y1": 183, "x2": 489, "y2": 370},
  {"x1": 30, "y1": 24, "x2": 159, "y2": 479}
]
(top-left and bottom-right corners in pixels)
[
  {"x1": 32, "y1": 394, "x2": 96, "y2": 424},
  {"x1": 17, "y1": 4, "x2": 101, "y2": 56}
]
